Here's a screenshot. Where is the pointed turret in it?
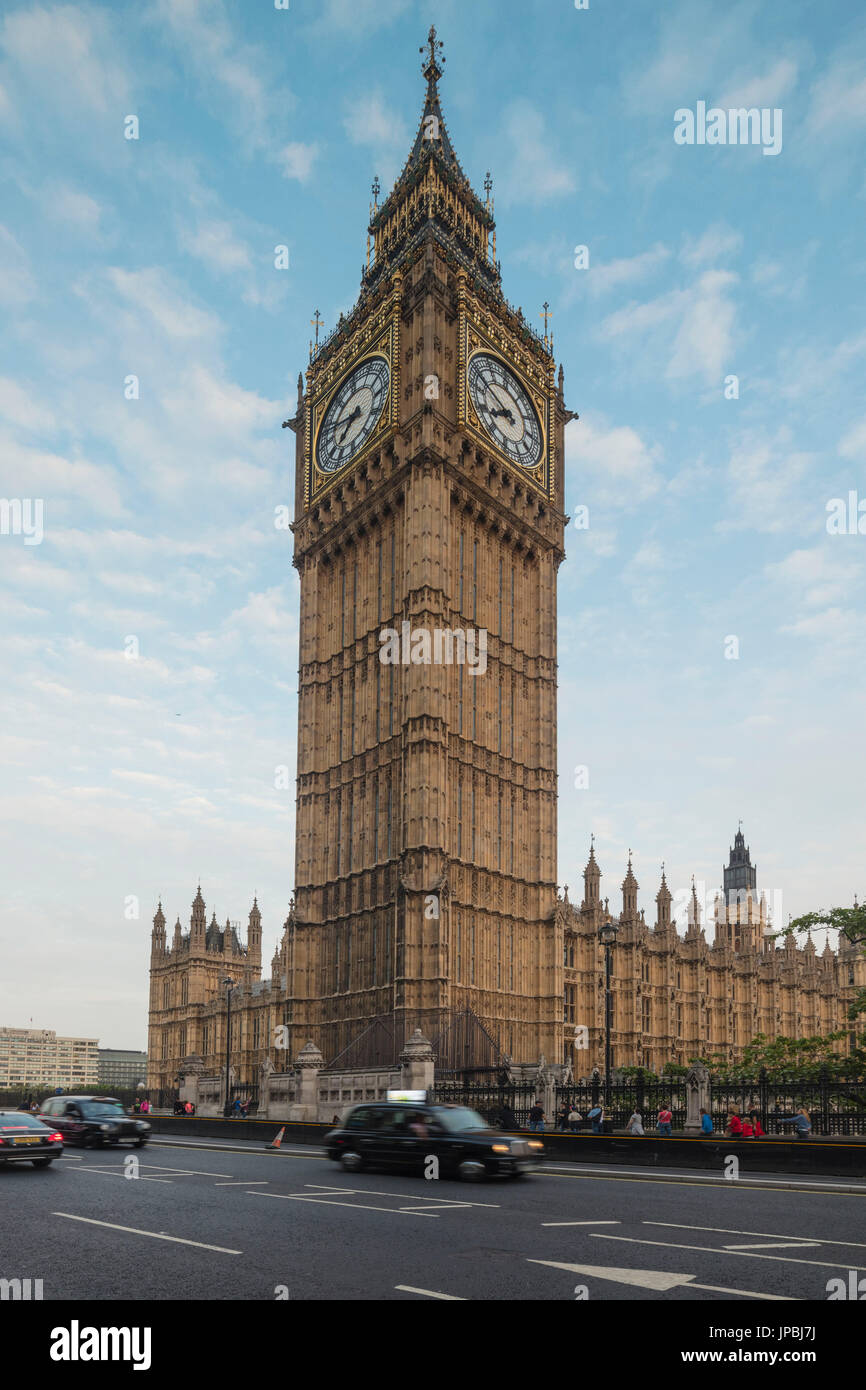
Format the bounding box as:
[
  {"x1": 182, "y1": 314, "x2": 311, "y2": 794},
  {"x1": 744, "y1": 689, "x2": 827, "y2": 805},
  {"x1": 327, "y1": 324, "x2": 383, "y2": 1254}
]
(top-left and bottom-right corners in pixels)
[
  {"x1": 686, "y1": 877, "x2": 702, "y2": 936},
  {"x1": 172, "y1": 916, "x2": 182, "y2": 951},
  {"x1": 655, "y1": 866, "x2": 672, "y2": 930},
  {"x1": 248, "y1": 896, "x2": 262, "y2": 967},
  {"x1": 151, "y1": 901, "x2": 166, "y2": 957},
  {"x1": 583, "y1": 840, "x2": 601, "y2": 907},
  {"x1": 190, "y1": 885, "x2": 206, "y2": 950},
  {"x1": 621, "y1": 853, "x2": 638, "y2": 920}
]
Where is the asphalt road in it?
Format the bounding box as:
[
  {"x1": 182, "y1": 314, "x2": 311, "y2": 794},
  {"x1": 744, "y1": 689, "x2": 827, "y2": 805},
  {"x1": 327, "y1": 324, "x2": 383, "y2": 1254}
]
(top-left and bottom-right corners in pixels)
[{"x1": 2, "y1": 1136, "x2": 864, "y2": 1302}]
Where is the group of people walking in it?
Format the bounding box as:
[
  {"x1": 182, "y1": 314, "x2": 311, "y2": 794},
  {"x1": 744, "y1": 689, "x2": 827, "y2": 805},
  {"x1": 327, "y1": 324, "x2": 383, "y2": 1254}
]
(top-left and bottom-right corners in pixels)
[{"x1": 502, "y1": 1100, "x2": 814, "y2": 1138}]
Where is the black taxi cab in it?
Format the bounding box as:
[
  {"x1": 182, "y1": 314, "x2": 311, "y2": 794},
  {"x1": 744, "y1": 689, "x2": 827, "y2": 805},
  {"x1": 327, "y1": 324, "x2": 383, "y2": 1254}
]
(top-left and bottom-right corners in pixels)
[
  {"x1": 38, "y1": 1095, "x2": 150, "y2": 1148},
  {"x1": 324, "y1": 1098, "x2": 542, "y2": 1181}
]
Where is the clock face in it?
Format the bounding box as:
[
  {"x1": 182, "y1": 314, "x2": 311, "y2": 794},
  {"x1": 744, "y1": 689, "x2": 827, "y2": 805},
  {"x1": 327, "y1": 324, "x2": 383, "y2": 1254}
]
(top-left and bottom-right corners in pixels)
[
  {"x1": 468, "y1": 353, "x2": 543, "y2": 469},
  {"x1": 316, "y1": 357, "x2": 390, "y2": 475}
]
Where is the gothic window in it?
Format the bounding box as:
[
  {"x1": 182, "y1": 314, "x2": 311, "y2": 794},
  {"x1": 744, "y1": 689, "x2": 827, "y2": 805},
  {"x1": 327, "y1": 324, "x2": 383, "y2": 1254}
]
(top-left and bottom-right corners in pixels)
[
  {"x1": 459, "y1": 532, "x2": 464, "y2": 615},
  {"x1": 470, "y1": 920, "x2": 476, "y2": 984},
  {"x1": 340, "y1": 569, "x2": 346, "y2": 647},
  {"x1": 565, "y1": 985, "x2": 575, "y2": 1023},
  {"x1": 373, "y1": 782, "x2": 379, "y2": 863},
  {"x1": 472, "y1": 538, "x2": 478, "y2": 624},
  {"x1": 163, "y1": 980, "x2": 170, "y2": 1009},
  {"x1": 498, "y1": 556, "x2": 503, "y2": 635},
  {"x1": 457, "y1": 663, "x2": 463, "y2": 735},
  {"x1": 386, "y1": 776, "x2": 393, "y2": 859},
  {"x1": 455, "y1": 912, "x2": 462, "y2": 979},
  {"x1": 335, "y1": 791, "x2": 342, "y2": 877},
  {"x1": 181, "y1": 977, "x2": 188, "y2": 1006},
  {"x1": 376, "y1": 538, "x2": 383, "y2": 624}
]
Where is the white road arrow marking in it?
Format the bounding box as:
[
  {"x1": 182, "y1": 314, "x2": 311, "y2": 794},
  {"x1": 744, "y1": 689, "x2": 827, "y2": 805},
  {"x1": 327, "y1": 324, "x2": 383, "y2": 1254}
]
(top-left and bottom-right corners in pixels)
[{"x1": 527, "y1": 1260, "x2": 795, "y2": 1299}]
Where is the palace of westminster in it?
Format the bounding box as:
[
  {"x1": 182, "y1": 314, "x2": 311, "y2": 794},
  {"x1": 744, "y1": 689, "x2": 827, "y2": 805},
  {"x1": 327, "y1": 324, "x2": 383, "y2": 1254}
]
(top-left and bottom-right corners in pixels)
[{"x1": 147, "y1": 32, "x2": 864, "y2": 1096}]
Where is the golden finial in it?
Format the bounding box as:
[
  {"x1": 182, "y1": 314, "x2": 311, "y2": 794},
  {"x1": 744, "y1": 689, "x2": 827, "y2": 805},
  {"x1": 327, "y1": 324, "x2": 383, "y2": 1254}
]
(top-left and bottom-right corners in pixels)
[
  {"x1": 420, "y1": 25, "x2": 444, "y2": 79},
  {"x1": 540, "y1": 300, "x2": 552, "y2": 348}
]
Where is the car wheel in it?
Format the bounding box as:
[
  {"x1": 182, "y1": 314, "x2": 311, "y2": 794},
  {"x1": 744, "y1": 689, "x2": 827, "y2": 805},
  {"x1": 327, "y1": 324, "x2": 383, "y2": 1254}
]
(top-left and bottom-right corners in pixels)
[
  {"x1": 31, "y1": 1158, "x2": 53, "y2": 1168},
  {"x1": 340, "y1": 1151, "x2": 364, "y2": 1173},
  {"x1": 457, "y1": 1160, "x2": 486, "y2": 1182},
  {"x1": 135, "y1": 1139, "x2": 147, "y2": 1148}
]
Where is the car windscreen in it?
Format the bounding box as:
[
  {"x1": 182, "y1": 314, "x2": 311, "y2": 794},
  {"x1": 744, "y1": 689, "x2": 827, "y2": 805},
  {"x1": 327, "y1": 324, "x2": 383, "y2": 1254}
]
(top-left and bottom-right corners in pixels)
[
  {"x1": 0, "y1": 1114, "x2": 49, "y2": 1131},
  {"x1": 80, "y1": 1103, "x2": 127, "y2": 1119},
  {"x1": 434, "y1": 1108, "x2": 491, "y2": 1134}
]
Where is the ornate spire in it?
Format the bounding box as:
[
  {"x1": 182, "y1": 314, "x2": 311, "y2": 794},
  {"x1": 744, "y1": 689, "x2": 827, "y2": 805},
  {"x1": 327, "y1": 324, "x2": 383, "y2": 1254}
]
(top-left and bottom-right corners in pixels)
[{"x1": 364, "y1": 28, "x2": 499, "y2": 295}]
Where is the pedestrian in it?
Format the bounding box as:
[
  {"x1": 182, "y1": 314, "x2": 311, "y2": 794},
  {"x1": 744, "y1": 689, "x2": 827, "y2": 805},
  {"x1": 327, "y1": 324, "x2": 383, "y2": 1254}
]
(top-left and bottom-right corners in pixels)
[
  {"x1": 133, "y1": 1098, "x2": 141, "y2": 1114},
  {"x1": 726, "y1": 1110, "x2": 743, "y2": 1137},
  {"x1": 625, "y1": 1110, "x2": 644, "y2": 1136},
  {"x1": 499, "y1": 1102, "x2": 518, "y2": 1130},
  {"x1": 528, "y1": 1099, "x2": 545, "y2": 1133},
  {"x1": 30, "y1": 1100, "x2": 39, "y2": 1113},
  {"x1": 780, "y1": 1107, "x2": 812, "y2": 1139},
  {"x1": 587, "y1": 1104, "x2": 604, "y2": 1134},
  {"x1": 657, "y1": 1104, "x2": 673, "y2": 1137},
  {"x1": 699, "y1": 1107, "x2": 714, "y2": 1135},
  {"x1": 557, "y1": 1102, "x2": 570, "y2": 1132},
  {"x1": 184, "y1": 1100, "x2": 194, "y2": 1116},
  {"x1": 741, "y1": 1115, "x2": 754, "y2": 1137},
  {"x1": 748, "y1": 1110, "x2": 765, "y2": 1137},
  {"x1": 233, "y1": 1097, "x2": 242, "y2": 1117},
  {"x1": 567, "y1": 1105, "x2": 582, "y2": 1131}
]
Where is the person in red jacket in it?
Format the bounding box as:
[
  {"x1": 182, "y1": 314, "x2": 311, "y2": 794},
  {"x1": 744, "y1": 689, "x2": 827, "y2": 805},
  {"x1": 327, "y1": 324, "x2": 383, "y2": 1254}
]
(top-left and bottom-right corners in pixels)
[
  {"x1": 726, "y1": 1110, "x2": 743, "y2": 1136},
  {"x1": 748, "y1": 1110, "x2": 765, "y2": 1137},
  {"x1": 741, "y1": 1116, "x2": 754, "y2": 1137}
]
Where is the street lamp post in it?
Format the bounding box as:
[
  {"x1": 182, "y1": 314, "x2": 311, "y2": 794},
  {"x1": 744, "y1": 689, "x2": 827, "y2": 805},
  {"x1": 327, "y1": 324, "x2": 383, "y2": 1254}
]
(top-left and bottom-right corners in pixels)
[
  {"x1": 598, "y1": 919, "x2": 619, "y2": 1114},
  {"x1": 222, "y1": 977, "x2": 236, "y2": 1118}
]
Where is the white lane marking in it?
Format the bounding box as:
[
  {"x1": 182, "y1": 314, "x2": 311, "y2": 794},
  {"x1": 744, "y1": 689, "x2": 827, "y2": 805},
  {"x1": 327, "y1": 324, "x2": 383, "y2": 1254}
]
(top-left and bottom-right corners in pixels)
[
  {"x1": 725, "y1": 1242, "x2": 822, "y2": 1251},
  {"x1": 590, "y1": 1233, "x2": 866, "y2": 1273},
  {"x1": 248, "y1": 1192, "x2": 439, "y2": 1217},
  {"x1": 542, "y1": 1220, "x2": 621, "y2": 1227},
  {"x1": 397, "y1": 1203, "x2": 474, "y2": 1212},
  {"x1": 71, "y1": 1167, "x2": 173, "y2": 1183},
  {"x1": 395, "y1": 1285, "x2": 466, "y2": 1300},
  {"x1": 645, "y1": 1221, "x2": 866, "y2": 1249},
  {"x1": 308, "y1": 1184, "x2": 500, "y2": 1207},
  {"x1": 53, "y1": 1213, "x2": 241, "y2": 1253},
  {"x1": 543, "y1": 1165, "x2": 866, "y2": 1192},
  {"x1": 56, "y1": 1154, "x2": 83, "y2": 1161},
  {"x1": 214, "y1": 1180, "x2": 269, "y2": 1186},
  {"x1": 528, "y1": 1259, "x2": 795, "y2": 1300},
  {"x1": 139, "y1": 1165, "x2": 229, "y2": 1177}
]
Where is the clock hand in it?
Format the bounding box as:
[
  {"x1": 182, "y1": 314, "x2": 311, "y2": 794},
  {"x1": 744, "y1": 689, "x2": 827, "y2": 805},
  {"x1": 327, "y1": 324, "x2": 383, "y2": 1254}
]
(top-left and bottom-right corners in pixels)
[
  {"x1": 337, "y1": 406, "x2": 362, "y2": 444},
  {"x1": 489, "y1": 405, "x2": 517, "y2": 426}
]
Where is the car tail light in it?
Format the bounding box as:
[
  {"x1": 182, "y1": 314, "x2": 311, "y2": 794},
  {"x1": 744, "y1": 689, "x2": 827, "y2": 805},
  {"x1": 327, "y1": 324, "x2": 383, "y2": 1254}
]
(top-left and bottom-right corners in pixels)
[
  {"x1": 528, "y1": 1141, "x2": 543, "y2": 1150},
  {"x1": 49, "y1": 1132, "x2": 63, "y2": 1142}
]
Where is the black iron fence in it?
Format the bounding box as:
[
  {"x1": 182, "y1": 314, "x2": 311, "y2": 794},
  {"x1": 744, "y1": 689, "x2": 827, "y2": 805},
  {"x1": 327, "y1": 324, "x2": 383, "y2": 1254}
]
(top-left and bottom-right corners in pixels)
[
  {"x1": 709, "y1": 1070, "x2": 866, "y2": 1136},
  {"x1": 228, "y1": 1084, "x2": 259, "y2": 1115},
  {"x1": 554, "y1": 1077, "x2": 688, "y2": 1131},
  {"x1": 429, "y1": 1078, "x2": 539, "y2": 1127}
]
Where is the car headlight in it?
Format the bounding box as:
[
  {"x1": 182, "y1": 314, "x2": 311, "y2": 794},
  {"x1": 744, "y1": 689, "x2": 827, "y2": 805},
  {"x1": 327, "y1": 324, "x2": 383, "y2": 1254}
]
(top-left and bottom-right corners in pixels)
[
  {"x1": 491, "y1": 1143, "x2": 511, "y2": 1154},
  {"x1": 100, "y1": 1124, "x2": 111, "y2": 1132},
  {"x1": 528, "y1": 1141, "x2": 543, "y2": 1150},
  {"x1": 136, "y1": 1121, "x2": 150, "y2": 1131}
]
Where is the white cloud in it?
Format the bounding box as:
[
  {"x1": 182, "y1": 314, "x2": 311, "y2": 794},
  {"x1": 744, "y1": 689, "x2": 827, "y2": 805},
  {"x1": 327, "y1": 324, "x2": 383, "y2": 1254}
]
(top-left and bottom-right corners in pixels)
[
  {"x1": 587, "y1": 244, "x2": 670, "y2": 296},
  {"x1": 599, "y1": 270, "x2": 739, "y2": 384},
  {"x1": 807, "y1": 58, "x2": 866, "y2": 134},
  {"x1": 0, "y1": 377, "x2": 55, "y2": 432},
  {"x1": 0, "y1": 2, "x2": 130, "y2": 115},
  {"x1": 838, "y1": 419, "x2": 866, "y2": 460},
  {"x1": 103, "y1": 267, "x2": 221, "y2": 341},
  {"x1": 279, "y1": 142, "x2": 320, "y2": 182},
  {"x1": 719, "y1": 58, "x2": 799, "y2": 110},
  {"x1": 565, "y1": 417, "x2": 662, "y2": 507},
  {"x1": 499, "y1": 99, "x2": 576, "y2": 204},
  {"x1": 680, "y1": 224, "x2": 742, "y2": 268},
  {"x1": 0, "y1": 224, "x2": 36, "y2": 305},
  {"x1": 180, "y1": 219, "x2": 251, "y2": 273},
  {"x1": 343, "y1": 91, "x2": 407, "y2": 148}
]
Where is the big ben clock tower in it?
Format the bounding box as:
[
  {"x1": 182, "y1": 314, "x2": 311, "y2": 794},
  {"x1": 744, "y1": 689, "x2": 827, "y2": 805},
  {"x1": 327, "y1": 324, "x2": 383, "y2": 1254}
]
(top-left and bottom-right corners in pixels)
[{"x1": 285, "y1": 29, "x2": 571, "y2": 1069}]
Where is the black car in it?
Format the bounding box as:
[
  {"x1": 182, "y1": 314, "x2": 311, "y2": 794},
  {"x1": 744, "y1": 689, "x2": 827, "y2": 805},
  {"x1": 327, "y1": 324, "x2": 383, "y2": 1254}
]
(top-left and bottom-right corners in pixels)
[
  {"x1": 324, "y1": 1102, "x2": 543, "y2": 1180},
  {"x1": 38, "y1": 1096, "x2": 150, "y2": 1149},
  {"x1": 0, "y1": 1111, "x2": 64, "y2": 1167}
]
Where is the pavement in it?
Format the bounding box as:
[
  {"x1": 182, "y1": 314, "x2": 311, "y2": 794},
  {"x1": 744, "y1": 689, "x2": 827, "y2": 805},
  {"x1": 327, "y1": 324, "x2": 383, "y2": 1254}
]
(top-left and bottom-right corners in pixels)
[{"x1": 2, "y1": 1134, "x2": 865, "y2": 1302}]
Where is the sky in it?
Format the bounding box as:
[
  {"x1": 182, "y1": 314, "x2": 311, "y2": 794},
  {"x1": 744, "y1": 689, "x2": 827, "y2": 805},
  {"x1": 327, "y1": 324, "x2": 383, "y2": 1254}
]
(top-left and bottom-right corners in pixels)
[{"x1": 1, "y1": 0, "x2": 864, "y2": 1049}]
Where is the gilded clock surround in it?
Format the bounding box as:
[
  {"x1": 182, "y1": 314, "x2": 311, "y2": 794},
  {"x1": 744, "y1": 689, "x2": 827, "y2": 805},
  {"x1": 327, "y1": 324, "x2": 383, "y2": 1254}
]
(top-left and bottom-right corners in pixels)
[{"x1": 305, "y1": 304, "x2": 401, "y2": 505}]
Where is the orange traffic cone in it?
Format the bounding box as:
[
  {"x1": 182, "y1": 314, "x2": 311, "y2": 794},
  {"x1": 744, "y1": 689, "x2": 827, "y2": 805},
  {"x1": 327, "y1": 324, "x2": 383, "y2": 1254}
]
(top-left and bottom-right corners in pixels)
[{"x1": 266, "y1": 1126, "x2": 285, "y2": 1150}]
